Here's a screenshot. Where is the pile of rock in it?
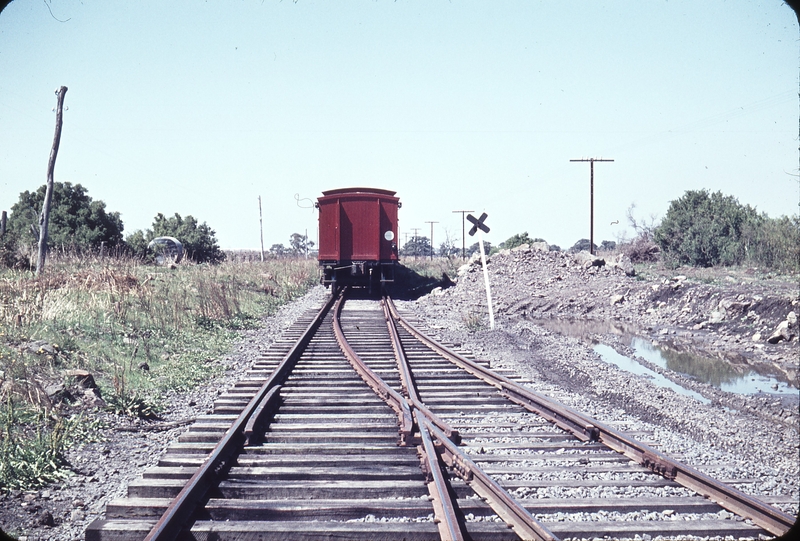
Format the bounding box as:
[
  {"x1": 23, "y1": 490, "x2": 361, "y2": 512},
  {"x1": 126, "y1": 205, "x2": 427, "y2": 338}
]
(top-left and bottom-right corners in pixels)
[
  {"x1": 767, "y1": 311, "x2": 797, "y2": 344},
  {"x1": 44, "y1": 369, "x2": 105, "y2": 408},
  {"x1": 432, "y1": 242, "x2": 798, "y2": 380}
]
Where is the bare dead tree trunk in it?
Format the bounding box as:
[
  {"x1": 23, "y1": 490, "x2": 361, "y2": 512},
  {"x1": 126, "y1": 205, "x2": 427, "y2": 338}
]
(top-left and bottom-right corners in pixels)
[
  {"x1": 0, "y1": 210, "x2": 6, "y2": 237},
  {"x1": 258, "y1": 195, "x2": 265, "y2": 262},
  {"x1": 36, "y1": 86, "x2": 68, "y2": 276}
]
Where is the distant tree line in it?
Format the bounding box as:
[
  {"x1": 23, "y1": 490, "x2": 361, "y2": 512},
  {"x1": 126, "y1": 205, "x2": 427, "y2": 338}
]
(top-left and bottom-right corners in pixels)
[
  {"x1": 0, "y1": 182, "x2": 226, "y2": 268},
  {"x1": 268, "y1": 233, "x2": 315, "y2": 258},
  {"x1": 7, "y1": 183, "x2": 793, "y2": 273},
  {"x1": 487, "y1": 189, "x2": 798, "y2": 273}
]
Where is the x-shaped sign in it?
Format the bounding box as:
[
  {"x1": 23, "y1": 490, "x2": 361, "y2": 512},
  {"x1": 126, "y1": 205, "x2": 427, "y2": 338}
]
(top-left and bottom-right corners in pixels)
[{"x1": 467, "y1": 212, "x2": 489, "y2": 236}]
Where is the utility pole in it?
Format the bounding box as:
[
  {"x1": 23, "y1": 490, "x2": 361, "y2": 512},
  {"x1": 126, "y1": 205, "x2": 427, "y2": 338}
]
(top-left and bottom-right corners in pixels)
[
  {"x1": 258, "y1": 196, "x2": 265, "y2": 261},
  {"x1": 452, "y1": 210, "x2": 474, "y2": 260},
  {"x1": 0, "y1": 211, "x2": 6, "y2": 238},
  {"x1": 424, "y1": 221, "x2": 438, "y2": 260},
  {"x1": 410, "y1": 227, "x2": 421, "y2": 260},
  {"x1": 570, "y1": 158, "x2": 614, "y2": 255},
  {"x1": 37, "y1": 86, "x2": 68, "y2": 276}
]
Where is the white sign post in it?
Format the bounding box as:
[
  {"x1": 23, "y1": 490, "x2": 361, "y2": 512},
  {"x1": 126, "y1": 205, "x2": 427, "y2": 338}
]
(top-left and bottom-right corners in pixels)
[
  {"x1": 477, "y1": 230, "x2": 495, "y2": 330},
  {"x1": 467, "y1": 213, "x2": 495, "y2": 330}
]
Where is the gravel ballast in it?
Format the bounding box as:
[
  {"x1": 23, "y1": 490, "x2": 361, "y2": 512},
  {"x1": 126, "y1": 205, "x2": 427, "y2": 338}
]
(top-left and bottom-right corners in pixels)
[{"x1": 397, "y1": 246, "x2": 799, "y2": 531}]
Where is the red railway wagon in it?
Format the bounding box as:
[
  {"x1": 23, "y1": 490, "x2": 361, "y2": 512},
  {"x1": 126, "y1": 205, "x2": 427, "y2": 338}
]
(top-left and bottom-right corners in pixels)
[{"x1": 316, "y1": 187, "x2": 400, "y2": 291}]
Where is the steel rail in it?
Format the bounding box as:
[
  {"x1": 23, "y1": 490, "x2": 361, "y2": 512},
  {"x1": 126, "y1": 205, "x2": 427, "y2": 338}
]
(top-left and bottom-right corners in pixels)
[
  {"x1": 382, "y1": 298, "x2": 420, "y2": 402},
  {"x1": 332, "y1": 290, "x2": 460, "y2": 443},
  {"x1": 380, "y1": 297, "x2": 462, "y2": 444},
  {"x1": 418, "y1": 415, "x2": 467, "y2": 541},
  {"x1": 332, "y1": 290, "x2": 464, "y2": 537},
  {"x1": 339, "y1": 293, "x2": 553, "y2": 540},
  {"x1": 381, "y1": 297, "x2": 467, "y2": 540},
  {"x1": 332, "y1": 290, "x2": 414, "y2": 443},
  {"x1": 143, "y1": 293, "x2": 338, "y2": 541},
  {"x1": 385, "y1": 297, "x2": 795, "y2": 537},
  {"x1": 424, "y1": 418, "x2": 560, "y2": 541},
  {"x1": 243, "y1": 385, "x2": 282, "y2": 446},
  {"x1": 381, "y1": 296, "x2": 558, "y2": 541}
]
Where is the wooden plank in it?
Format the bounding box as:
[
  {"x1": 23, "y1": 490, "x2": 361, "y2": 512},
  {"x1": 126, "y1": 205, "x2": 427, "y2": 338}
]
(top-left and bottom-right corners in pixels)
[
  {"x1": 224, "y1": 464, "x2": 426, "y2": 481},
  {"x1": 423, "y1": 398, "x2": 517, "y2": 406},
  {"x1": 189, "y1": 520, "x2": 442, "y2": 541},
  {"x1": 244, "y1": 443, "x2": 404, "y2": 455},
  {"x1": 261, "y1": 433, "x2": 400, "y2": 444},
  {"x1": 165, "y1": 442, "x2": 215, "y2": 454},
  {"x1": 461, "y1": 440, "x2": 608, "y2": 450},
  {"x1": 142, "y1": 462, "x2": 425, "y2": 481},
  {"x1": 266, "y1": 423, "x2": 398, "y2": 432},
  {"x1": 85, "y1": 519, "x2": 156, "y2": 541},
  {"x1": 127, "y1": 478, "x2": 187, "y2": 499},
  {"x1": 462, "y1": 452, "x2": 628, "y2": 463},
  {"x1": 278, "y1": 404, "x2": 391, "y2": 413},
  {"x1": 547, "y1": 519, "x2": 764, "y2": 537},
  {"x1": 186, "y1": 519, "x2": 517, "y2": 541},
  {"x1": 217, "y1": 479, "x2": 430, "y2": 499},
  {"x1": 279, "y1": 390, "x2": 381, "y2": 398},
  {"x1": 272, "y1": 413, "x2": 397, "y2": 422},
  {"x1": 105, "y1": 498, "x2": 171, "y2": 519},
  {"x1": 481, "y1": 463, "x2": 648, "y2": 475},
  {"x1": 157, "y1": 455, "x2": 206, "y2": 467},
  {"x1": 491, "y1": 477, "x2": 676, "y2": 489},
  {"x1": 454, "y1": 431, "x2": 578, "y2": 441},
  {"x1": 235, "y1": 454, "x2": 421, "y2": 467},
  {"x1": 519, "y1": 496, "x2": 723, "y2": 513},
  {"x1": 178, "y1": 431, "x2": 230, "y2": 443},
  {"x1": 204, "y1": 497, "x2": 435, "y2": 520}
]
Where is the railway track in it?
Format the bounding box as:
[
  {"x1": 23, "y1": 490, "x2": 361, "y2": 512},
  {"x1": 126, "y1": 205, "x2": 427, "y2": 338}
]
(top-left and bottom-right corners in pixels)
[{"x1": 86, "y1": 289, "x2": 795, "y2": 540}]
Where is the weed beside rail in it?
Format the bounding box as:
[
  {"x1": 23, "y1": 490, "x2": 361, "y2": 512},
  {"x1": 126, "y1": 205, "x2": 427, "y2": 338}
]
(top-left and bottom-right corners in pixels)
[{"x1": 0, "y1": 254, "x2": 317, "y2": 491}]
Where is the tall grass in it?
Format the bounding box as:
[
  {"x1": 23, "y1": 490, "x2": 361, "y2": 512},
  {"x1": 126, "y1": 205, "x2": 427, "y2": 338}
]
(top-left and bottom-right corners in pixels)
[
  {"x1": 742, "y1": 215, "x2": 800, "y2": 274},
  {"x1": 0, "y1": 253, "x2": 318, "y2": 490},
  {"x1": 400, "y1": 256, "x2": 463, "y2": 280}
]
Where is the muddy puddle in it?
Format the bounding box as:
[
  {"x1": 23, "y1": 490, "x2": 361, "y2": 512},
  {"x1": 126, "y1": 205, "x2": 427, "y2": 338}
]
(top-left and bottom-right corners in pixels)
[{"x1": 528, "y1": 317, "x2": 797, "y2": 398}]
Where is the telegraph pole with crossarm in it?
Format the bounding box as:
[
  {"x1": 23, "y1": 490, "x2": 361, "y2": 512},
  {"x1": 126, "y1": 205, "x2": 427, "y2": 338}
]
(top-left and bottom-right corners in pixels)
[
  {"x1": 424, "y1": 221, "x2": 438, "y2": 260},
  {"x1": 570, "y1": 158, "x2": 614, "y2": 255},
  {"x1": 452, "y1": 210, "x2": 474, "y2": 260}
]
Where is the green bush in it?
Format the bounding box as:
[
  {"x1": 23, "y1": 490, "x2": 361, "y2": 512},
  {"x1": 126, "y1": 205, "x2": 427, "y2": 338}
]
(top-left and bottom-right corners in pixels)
[
  {"x1": 499, "y1": 232, "x2": 535, "y2": 250},
  {"x1": 0, "y1": 236, "x2": 26, "y2": 269},
  {"x1": 654, "y1": 190, "x2": 759, "y2": 268},
  {"x1": 126, "y1": 212, "x2": 225, "y2": 264},
  {"x1": 468, "y1": 241, "x2": 492, "y2": 256},
  {"x1": 654, "y1": 189, "x2": 798, "y2": 272},
  {"x1": 6, "y1": 182, "x2": 123, "y2": 251},
  {"x1": 742, "y1": 214, "x2": 800, "y2": 273},
  {"x1": 0, "y1": 404, "x2": 103, "y2": 491},
  {"x1": 400, "y1": 236, "x2": 433, "y2": 258}
]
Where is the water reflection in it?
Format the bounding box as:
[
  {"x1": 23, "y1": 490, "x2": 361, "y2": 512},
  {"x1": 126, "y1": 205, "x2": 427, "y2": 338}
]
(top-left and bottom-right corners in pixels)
[
  {"x1": 631, "y1": 338, "x2": 795, "y2": 395},
  {"x1": 528, "y1": 317, "x2": 796, "y2": 395},
  {"x1": 594, "y1": 343, "x2": 711, "y2": 404}
]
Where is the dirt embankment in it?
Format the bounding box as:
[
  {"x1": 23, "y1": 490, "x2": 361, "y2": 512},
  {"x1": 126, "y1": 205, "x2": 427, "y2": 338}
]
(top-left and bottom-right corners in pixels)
[
  {"x1": 440, "y1": 244, "x2": 799, "y2": 384},
  {"x1": 410, "y1": 244, "x2": 799, "y2": 440}
]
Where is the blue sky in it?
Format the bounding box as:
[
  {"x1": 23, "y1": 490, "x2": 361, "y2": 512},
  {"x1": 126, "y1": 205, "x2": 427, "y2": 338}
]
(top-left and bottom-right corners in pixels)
[{"x1": 1, "y1": 1, "x2": 797, "y2": 251}]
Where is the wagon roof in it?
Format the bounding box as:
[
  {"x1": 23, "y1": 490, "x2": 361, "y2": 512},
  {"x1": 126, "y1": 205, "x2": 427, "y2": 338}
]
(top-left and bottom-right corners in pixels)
[{"x1": 321, "y1": 187, "x2": 396, "y2": 197}]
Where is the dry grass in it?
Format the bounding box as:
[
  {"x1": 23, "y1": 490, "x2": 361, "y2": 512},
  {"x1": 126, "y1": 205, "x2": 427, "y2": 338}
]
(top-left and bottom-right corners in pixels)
[{"x1": 0, "y1": 253, "x2": 318, "y2": 490}]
